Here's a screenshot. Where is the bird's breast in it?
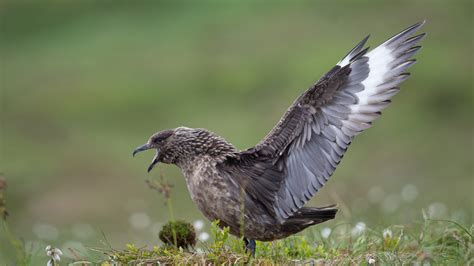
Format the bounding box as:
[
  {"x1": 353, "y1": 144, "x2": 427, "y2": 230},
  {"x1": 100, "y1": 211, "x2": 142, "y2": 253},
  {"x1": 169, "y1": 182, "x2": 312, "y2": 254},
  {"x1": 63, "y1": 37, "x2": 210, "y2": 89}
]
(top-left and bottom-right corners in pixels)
[
  {"x1": 179, "y1": 156, "x2": 288, "y2": 240},
  {"x1": 180, "y1": 156, "x2": 239, "y2": 223}
]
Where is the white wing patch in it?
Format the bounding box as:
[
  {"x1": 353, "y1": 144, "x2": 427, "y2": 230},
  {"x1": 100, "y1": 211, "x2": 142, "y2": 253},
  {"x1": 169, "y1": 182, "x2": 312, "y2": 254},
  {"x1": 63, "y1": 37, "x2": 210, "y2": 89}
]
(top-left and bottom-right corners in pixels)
[
  {"x1": 353, "y1": 45, "x2": 395, "y2": 110},
  {"x1": 340, "y1": 22, "x2": 425, "y2": 117}
]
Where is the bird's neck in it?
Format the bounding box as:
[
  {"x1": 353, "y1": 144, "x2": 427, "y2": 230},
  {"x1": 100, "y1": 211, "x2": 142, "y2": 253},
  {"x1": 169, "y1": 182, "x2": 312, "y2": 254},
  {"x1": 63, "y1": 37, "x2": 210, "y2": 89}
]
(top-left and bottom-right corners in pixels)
[{"x1": 173, "y1": 129, "x2": 238, "y2": 167}]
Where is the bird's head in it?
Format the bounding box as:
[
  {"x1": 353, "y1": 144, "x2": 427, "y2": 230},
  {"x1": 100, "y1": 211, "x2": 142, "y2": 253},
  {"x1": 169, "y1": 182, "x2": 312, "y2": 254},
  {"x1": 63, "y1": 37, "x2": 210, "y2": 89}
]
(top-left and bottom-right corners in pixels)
[
  {"x1": 132, "y1": 128, "x2": 180, "y2": 172},
  {"x1": 133, "y1": 127, "x2": 236, "y2": 172}
]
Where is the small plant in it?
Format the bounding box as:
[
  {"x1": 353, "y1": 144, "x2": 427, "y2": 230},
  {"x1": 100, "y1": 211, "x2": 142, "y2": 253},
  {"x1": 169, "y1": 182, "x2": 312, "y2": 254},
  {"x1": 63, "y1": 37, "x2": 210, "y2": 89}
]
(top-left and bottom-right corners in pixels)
[
  {"x1": 0, "y1": 174, "x2": 8, "y2": 220},
  {"x1": 0, "y1": 175, "x2": 30, "y2": 265},
  {"x1": 207, "y1": 220, "x2": 230, "y2": 256},
  {"x1": 210, "y1": 220, "x2": 230, "y2": 248},
  {"x1": 382, "y1": 228, "x2": 401, "y2": 251},
  {"x1": 205, "y1": 220, "x2": 246, "y2": 264},
  {"x1": 45, "y1": 245, "x2": 63, "y2": 266},
  {"x1": 146, "y1": 171, "x2": 178, "y2": 247},
  {"x1": 159, "y1": 220, "x2": 196, "y2": 249}
]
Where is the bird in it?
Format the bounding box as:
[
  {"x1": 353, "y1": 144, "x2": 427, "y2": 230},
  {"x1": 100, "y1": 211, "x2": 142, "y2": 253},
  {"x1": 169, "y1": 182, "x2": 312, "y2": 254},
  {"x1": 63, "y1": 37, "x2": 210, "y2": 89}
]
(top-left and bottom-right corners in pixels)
[{"x1": 133, "y1": 22, "x2": 425, "y2": 255}]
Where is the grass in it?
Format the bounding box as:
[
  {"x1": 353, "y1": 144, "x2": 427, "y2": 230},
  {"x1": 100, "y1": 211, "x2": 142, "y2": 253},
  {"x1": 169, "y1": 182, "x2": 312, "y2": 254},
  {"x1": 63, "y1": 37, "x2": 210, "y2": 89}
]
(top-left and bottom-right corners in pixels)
[
  {"x1": 65, "y1": 217, "x2": 472, "y2": 265},
  {"x1": 0, "y1": 176, "x2": 472, "y2": 265}
]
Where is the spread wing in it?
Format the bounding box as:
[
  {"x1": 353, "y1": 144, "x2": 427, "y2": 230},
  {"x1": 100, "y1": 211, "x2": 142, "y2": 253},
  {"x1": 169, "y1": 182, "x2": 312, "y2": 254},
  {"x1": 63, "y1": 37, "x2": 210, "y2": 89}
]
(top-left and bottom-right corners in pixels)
[{"x1": 218, "y1": 22, "x2": 425, "y2": 221}]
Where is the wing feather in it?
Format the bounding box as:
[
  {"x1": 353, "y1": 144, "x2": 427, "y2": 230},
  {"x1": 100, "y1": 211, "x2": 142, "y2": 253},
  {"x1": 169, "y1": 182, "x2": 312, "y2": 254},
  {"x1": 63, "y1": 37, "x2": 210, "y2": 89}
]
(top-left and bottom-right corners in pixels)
[{"x1": 218, "y1": 22, "x2": 425, "y2": 220}]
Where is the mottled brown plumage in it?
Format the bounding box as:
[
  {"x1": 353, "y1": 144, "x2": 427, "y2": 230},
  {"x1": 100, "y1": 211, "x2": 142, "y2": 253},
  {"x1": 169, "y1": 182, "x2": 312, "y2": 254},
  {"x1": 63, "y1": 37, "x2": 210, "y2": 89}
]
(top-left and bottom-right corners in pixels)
[{"x1": 133, "y1": 22, "x2": 425, "y2": 253}]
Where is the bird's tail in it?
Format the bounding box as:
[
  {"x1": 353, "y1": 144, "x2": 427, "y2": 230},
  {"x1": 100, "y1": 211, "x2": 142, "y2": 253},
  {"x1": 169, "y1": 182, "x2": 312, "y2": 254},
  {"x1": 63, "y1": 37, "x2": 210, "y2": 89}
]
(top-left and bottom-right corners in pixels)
[
  {"x1": 288, "y1": 205, "x2": 338, "y2": 224},
  {"x1": 278, "y1": 205, "x2": 338, "y2": 238}
]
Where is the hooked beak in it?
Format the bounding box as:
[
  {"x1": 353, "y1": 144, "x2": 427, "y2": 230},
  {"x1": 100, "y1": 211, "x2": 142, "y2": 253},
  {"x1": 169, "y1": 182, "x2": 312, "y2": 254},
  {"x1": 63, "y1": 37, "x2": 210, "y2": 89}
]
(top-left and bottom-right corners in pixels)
[
  {"x1": 133, "y1": 143, "x2": 160, "y2": 173},
  {"x1": 133, "y1": 143, "x2": 151, "y2": 157}
]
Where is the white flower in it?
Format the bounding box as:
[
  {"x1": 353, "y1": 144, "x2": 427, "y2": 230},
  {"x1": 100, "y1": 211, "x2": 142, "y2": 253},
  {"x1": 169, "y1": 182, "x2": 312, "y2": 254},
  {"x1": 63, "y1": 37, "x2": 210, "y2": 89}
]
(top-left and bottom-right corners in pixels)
[
  {"x1": 198, "y1": 232, "x2": 209, "y2": 242},
  {"x1": 383, "y1": 228, "x2": 393, "y2": 239},
  {"x1": 193, "y1": 220, "x2": 204, "y2": 231},
  {"x1": 45, "y1": 245, "x2": 62, "y2": 265},
  {"x1": 321, "y1": 227, "x2": 331, "y2": 239},
  {"x1": 351, "y1": 222, "x2": 366, "y2": 236},
  {"x1": 366, "y1": 254, "x2": 376, "y2": 264}
]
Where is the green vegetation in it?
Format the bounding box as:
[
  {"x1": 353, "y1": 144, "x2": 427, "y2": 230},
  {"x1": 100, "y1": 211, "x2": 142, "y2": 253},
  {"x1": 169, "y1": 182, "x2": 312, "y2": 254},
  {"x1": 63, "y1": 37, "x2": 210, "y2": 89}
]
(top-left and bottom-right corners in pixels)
[
  {"x1": 158, "y1": 220, "x2": 196, "y2": 249},
  {"x1": 0, "y1": 175, "x2": 472, "y2": 264},
  {"x1": 65, "y1": 218, "x2": 474, "y2": 264},
  {"x1": 0, "y1": 0, "x2": 472, "y2": 264}
]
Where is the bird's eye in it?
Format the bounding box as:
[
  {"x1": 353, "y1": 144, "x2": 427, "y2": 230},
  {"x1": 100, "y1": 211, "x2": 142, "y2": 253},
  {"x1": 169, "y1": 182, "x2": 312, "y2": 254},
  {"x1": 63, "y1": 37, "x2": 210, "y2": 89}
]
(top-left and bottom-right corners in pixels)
[{"x1": 151, "y1": 130, "x2": 173, "y2": 144}]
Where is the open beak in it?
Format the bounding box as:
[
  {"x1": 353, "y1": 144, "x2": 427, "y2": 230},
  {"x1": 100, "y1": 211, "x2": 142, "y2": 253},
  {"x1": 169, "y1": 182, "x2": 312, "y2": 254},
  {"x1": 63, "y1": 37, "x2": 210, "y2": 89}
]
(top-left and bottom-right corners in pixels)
[
  {"x1": 133, "y1": 144, "x2": 160, "y2": 173},
  {"x1": 147, "y1": 149, "x2": 160, "y2": 173}
]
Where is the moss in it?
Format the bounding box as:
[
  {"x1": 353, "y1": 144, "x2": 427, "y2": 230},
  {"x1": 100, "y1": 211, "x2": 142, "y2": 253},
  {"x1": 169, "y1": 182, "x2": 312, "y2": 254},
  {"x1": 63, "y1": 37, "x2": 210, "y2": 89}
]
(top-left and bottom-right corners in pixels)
[{"x1": 159, "y1": 220, "x2": 196, "y2": 249}]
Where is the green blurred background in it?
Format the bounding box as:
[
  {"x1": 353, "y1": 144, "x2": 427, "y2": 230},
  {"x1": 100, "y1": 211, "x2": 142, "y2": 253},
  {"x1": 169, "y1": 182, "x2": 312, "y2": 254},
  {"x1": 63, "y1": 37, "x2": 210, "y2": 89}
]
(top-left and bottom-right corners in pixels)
[{"x1": 1, "y1": 0, "x2": 472, "y2": 262}]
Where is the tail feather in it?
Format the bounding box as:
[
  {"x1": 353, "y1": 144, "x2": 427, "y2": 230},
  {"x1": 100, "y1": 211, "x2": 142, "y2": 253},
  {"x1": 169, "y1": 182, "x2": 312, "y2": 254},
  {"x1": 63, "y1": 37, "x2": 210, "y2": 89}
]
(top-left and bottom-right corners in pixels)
[
  {"x1": 289, "y1": 205, "x2": 338, "y2": 224},
  {"x1": 277, "y1": 205, "x2": 338, "y2": 239}
]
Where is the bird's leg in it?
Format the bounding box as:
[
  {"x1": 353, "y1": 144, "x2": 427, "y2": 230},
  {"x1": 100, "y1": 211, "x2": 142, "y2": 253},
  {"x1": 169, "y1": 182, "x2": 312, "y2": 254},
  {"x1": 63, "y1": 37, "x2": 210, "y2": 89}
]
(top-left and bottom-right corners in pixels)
[{"x1": 243, "y1": 238, "x2": 256, "y2": 256}]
